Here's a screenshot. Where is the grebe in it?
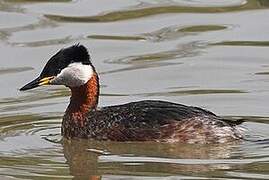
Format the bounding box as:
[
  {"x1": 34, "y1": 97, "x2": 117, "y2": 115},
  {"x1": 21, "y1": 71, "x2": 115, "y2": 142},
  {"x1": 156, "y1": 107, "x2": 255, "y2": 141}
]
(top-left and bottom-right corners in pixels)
[{"x1": 20, "y1": 44, "x2": 243, "y2": 143}]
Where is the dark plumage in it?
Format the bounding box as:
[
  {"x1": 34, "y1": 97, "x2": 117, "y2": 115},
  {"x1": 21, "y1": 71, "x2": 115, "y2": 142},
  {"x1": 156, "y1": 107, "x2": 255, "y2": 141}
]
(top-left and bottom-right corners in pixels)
[{"x1": 62, "y1": 100, "x2": 243, "y2": 143}]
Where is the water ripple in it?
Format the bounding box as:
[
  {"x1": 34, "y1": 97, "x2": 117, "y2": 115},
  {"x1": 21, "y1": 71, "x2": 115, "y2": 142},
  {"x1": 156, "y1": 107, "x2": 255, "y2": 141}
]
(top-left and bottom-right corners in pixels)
[
  {"x1": 87, "y1": 35, "x2": 146, "y2": 41},
  {"x1": 0, "y1": 88, "x2": 69, "y2": 105},
  {"x1": 135, "y1": 89, "x2": 247, "y2": 97},
  {"x1": 213, "y1": 41, "x2": 269, "y2": 47},
  {"x1": 86, "y1": 24, "x2": 227, "y2": 45},
  {"x1": 102, "y1": 42, "x2": 204, "y2": 74},
  {"x1": 0, "y1": 18, "x2": 58, "y2": 45},
  {"x1": 0, "y1": 113, "x2": 61, "y2": 137},
  {"x1": 101, "y1": 89, "x2": 246, "y2": 97},
  {"x1": 44, "y1": 0, "x2": 268, "y2": 23},
  {"x1": 143, "y1": 25, "x2": 228, "y2": 42},
  {"x1": 10, "y1": 35, "x2": 80, "y2": 47},
  {"x1": 99, "y1": 155, "x2": 269, "y2": 165}
]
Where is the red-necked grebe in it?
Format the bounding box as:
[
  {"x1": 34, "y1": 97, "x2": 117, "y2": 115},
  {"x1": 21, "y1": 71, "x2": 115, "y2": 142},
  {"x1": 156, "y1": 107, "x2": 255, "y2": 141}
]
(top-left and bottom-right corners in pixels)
[{"x1": 20, "y1": 44, "x2": 243, "y2": 143}]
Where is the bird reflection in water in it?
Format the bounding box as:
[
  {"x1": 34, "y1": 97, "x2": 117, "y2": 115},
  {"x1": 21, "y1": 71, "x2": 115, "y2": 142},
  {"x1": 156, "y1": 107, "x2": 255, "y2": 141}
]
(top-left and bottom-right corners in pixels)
[{"x1": 62, "y1": 138, "x2": 239, "y2": 179}]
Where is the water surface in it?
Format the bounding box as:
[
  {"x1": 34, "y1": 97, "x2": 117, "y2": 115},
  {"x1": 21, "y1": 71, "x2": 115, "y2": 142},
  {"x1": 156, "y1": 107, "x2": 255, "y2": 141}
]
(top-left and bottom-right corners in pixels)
[{"x1": 1, "y1": 0, "x2": 269, "y2": 179}]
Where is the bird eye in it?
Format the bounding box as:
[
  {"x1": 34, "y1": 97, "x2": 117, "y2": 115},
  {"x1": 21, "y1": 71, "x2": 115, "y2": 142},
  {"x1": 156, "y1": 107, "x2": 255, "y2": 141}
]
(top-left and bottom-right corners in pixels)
[{"x1": 56, "y1": 68, "x2": 61, "y2": 74}]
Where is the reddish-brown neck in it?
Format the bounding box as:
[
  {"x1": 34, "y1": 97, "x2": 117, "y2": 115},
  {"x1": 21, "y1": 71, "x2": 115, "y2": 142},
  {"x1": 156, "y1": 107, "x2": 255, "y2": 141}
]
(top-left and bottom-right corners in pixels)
[{"x1": 66, "y1": 72, "x2": 99, "y2": 118}]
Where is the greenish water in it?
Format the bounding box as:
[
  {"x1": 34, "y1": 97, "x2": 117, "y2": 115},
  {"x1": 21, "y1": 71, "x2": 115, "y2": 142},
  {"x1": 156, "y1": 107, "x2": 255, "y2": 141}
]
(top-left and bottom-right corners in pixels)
[{"x1": 1, "y1": 0, "x2": 269, "y2": 179}]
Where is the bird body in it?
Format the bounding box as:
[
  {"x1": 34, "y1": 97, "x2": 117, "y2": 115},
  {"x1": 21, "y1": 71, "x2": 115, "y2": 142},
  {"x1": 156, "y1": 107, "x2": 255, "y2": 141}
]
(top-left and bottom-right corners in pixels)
[
  {"x1": 20, "y1": 44, "x2": 243, "y2": 143},
  {"x1": 63, "y1": 99, "x2": 242, "y2": 143}
]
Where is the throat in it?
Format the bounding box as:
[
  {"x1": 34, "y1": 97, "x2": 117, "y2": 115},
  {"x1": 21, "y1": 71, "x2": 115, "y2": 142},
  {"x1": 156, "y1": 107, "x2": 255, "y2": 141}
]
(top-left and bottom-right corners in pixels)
[{"x1": 66, "y1": 73, "x2": 99, "y2": 121}]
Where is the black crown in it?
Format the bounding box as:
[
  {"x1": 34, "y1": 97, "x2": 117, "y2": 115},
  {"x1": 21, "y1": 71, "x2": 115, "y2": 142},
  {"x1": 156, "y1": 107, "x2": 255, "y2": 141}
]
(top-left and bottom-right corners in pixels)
[{"x1": 40, "y1": 44, "x2": 92, "y2": 77}]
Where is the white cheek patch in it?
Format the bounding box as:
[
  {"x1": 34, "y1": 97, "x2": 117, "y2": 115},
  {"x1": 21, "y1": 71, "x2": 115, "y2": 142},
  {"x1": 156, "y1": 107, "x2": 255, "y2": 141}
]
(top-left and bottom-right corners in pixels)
[{"x1": 51, "y1": 62, "x2": 93, "y2": 87}]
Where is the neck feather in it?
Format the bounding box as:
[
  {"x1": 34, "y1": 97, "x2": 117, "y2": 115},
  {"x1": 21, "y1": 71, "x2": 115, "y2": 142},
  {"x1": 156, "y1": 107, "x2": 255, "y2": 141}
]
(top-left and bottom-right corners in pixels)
[{"x1": 66, "y1": 72, "x2": 99, "y2": 117}]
